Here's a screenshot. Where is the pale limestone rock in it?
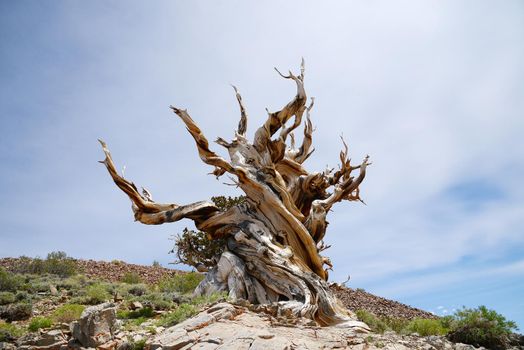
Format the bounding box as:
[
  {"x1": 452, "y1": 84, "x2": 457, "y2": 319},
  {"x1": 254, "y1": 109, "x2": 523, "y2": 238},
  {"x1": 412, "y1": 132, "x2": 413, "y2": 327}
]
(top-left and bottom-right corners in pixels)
[
  {"x1": 70, "y1": 302, "x2": 117, "y2": 348},
  {"x1": 0, "y1": 343, "x2": 17, "y2": 350},
  {"x1": 16, "y1": 329, "x2": 67, "y2": 350},
  {"x1": 146, "y1": 302, "x2": 368, "y2": 350},
  {"x1": 143, "y1": 302, "x2": 494, "y2": 350},
  {"x1": 49, "y1": 285, "x2": 58, "y2": 296}
]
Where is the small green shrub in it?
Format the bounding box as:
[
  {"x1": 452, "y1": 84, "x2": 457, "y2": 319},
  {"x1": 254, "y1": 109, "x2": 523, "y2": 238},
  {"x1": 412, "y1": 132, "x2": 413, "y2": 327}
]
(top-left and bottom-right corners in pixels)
[
  {"x1": 129, "y1": 316, "x2": 149, "y2": 327},
  {"x1": 117, "y1": 307, "x2": 154, "y2": 319},
  {"x1": 0, "y1": 292, "x2": 15, "y2": 305},
  {"x1": 30, "y1": 279, "x2": 52, "y2": 293},
  {"x1": 57, "y1": 277, "x2": 83, "y2": 295},
  {"x1": 152, "y1": 261, "x2": 161, "y2": 268},
  {"x1": 0, "y1": 302, "x2": 32, "y2": 321},
  {"x1": 103, "y1": 282, "x2": 123, "y2": 295},
  {"x1": 355, "y1": 310, "x2": 388, "y2": 333},
  {"x1": 13, "y1": 252, "x2": 77, "y2": 277},
  {"x1": 447, "y1": 305, "x2": 518, "y2": 349},
  {"x1": 382, "y1": 316, "x2": 409, "y2": 333},
  {"x1": 52, "y1": 304, "x2": 85, "y2": 323},
  {"x1": 0, "y1": 321, "x2": 25, "y2": 342},
  {"x1": 191, "y1": 291, "x2": 227, "y2": 306},
  {"x1": 439, "y1": 315, "x2": 455, "y2": 330},
  {"x1": 15, "y1": 256, "x2": 46, "y2": 275},
  {"x1": 157, "y1": 272, "x2": 204, "y2": 295},
  {"x1": 128, "y1": 284, "x2": 148, "y2": 296},
  {"x1": 405, "y1": 318, "x2": 448, "y2": 336},
  {"x1": 0, "y1": 268, "x2": 23, "y2": 292},
  {"x1": 171, "y1": 196, "x2": 245, "y2": 268},
  {"x1": 130, "y1": 338, "x2": 147, "y2": 350},
  {"x1": 157, "y1": 303, "x2": 198, "y2": 327},
  {"x1": 45, "y1": 251, "x2": 77, "y2": 277},
  {"x1": 121, "y1": 272, "x2": 142, "y2": 284},
  {"x1": 28, "y1": 316, "x2": 53, "y2": 332},
  {"x1": 15, "y1": 291, "x2": 30, "y2": 302},
  {"x1": 134, "y1": 292, "x2": 173, "y2": 310},
  {"x1": 355, "y1": 310, "x2": 442, "y2": 335},
  {"x1": 85, "y1": 283, "x2": 111, "y2": 304}
]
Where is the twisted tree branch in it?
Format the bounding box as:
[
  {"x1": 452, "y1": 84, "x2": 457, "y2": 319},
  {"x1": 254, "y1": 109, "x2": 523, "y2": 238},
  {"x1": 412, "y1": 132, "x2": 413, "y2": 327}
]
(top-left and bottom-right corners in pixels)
[
  {"x1": 98, "y1": 140, "x2": 219, "y2": 225},
  {"x1": 170, "y1": 106, "x2": 235, "y2": 178},
  {"x1": 231, "y1": 85, "x2": 248, "y2": 137}
]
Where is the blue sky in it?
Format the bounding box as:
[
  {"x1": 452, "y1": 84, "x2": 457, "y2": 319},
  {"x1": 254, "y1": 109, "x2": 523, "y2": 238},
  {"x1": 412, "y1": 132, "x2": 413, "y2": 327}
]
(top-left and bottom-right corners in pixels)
[{"x1": 1, "y1": 1, "x2": 523, "y2": 329}]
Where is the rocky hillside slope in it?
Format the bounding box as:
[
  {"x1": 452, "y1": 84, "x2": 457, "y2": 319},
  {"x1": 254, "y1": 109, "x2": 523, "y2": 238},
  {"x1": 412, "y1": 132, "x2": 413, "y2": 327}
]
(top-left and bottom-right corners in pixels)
[
  {"x1": 2, "y1": 257, "x2": 522, "y2": 349},
  {"x1": 0, "y1": 257, "x2": 436, "y2": 321},
  {"x1": 331, "y1": 284, "x2": 437, "y2": 320},
  {"x1": 0, "y1": 258, "x2": 179, "y2": 285}
]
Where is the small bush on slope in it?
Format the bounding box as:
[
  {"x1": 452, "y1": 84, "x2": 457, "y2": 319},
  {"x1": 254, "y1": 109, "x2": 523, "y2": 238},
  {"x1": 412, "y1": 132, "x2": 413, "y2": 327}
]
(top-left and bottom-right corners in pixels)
[
  {"x1": 52, "y1": 304, "x2": 85, "y2": 323},
  {"x1": 0, "y1": 268, "x2": 23, "y2": 292},
  {"x1": 85, "y1": 283, "x2": 111, "y2": 304},
  {"x1": 157, "y1": 272, "x2": 204, "y2": 295},
  {"x1": 127, "y1": 338, "x2": 146, "y2": 350},
  {"x1": 15, "y1": 290, "x2": 31, "y2": 302},
  {"x1": 0, "y1": 321, "x2": 25, "y2": 342},
  {"x1": 121, "y1": 272, "x2": 142, "y2": 284},
  {"x1": 44, "y1": 251, "x2": 77, "y2": 277},
  {"x1": 14, "y1": 252, "x2": 77, "y2": 277},
  {"x1": 0, "y1": 302, "x2": 32, "y2": 321},
  {"x1": 157, "y1": 303, "x2": 197, "y2": 327},
  {"x1": 0, "y1": 292, "x2": 15, "y2": 305},
  {"x1": 117, "y1": 307, "x2": 154, "y2": 320},
  {"x1": 132, "y1": 292, "x2": 173, "y2": 310},
  {"x1": 127, "y1": 284, "x2": 148, "y2": 296},
  {"x1": 355, "y1": 310, "x2": 391, "y2": 334},
  {"x1": 156, "y1": 292, "x2": 227, "y2": 327},
  {"x1": 171, "y1": 196, "x2": 245, "y2": 269},
  {"x1": 447, "y1": 305, "x2": 518, "y2": 350},
  {"x1": 356, "y1": 305, "x2": 519, "y2": 349},
  {"x1": 28, "y1": 316, "x2": 53, "y2": 332},
  {"x1": 404, "y1": 318, "x2": 448, "y2": 336},
  {"x1": 356, "y1": 310, "x2": 447, "y2": 336}
]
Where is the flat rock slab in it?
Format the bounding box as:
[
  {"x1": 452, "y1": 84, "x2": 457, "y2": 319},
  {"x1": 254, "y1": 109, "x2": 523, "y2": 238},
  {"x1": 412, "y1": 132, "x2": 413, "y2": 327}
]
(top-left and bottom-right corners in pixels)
[
  {"x1": 148, "y1": 302, "x2": 369, "y2": 350},
  {"x1": 146, "y1": 303, "x2": 497, "y2": 350}
]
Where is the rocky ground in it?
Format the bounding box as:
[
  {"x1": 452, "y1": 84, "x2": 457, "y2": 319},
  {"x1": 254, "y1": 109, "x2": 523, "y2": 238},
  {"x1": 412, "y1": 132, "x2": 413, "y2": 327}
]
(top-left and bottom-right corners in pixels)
[
  {"x1": 137, "y1": 302, "x2": 499, "y2": 350},
  {"x1": 1, "y1": 258, "x2": 523, "y2": 349},
  {"x1": 7, "y1": 301, "x2": 523, "y2": 350}
]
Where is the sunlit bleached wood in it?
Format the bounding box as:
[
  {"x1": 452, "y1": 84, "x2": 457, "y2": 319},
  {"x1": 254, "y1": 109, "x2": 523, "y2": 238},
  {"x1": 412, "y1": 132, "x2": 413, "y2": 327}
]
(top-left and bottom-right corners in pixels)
[{"x1": 100, "y1": 61, "x2": 370, "y2": 329}]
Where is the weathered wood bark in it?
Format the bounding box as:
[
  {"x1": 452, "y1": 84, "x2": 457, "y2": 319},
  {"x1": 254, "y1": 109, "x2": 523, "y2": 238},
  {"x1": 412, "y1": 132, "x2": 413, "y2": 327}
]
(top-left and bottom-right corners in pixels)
[{"x1": 99, "y1": 60, "x2": 370, "y2": 329}]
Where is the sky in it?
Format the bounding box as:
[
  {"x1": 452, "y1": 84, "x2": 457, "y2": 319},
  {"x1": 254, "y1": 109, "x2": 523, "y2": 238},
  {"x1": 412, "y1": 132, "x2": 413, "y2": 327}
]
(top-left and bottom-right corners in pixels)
[{"x1": 1, "y1": 0, "x2": 523, "y2": 329}]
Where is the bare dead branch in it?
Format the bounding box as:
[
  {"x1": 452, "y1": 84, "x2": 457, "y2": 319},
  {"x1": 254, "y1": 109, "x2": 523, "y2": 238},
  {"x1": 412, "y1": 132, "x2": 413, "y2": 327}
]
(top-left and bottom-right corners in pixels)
[
  {"x1": 98, "y1": 139, "x2": 219, "y2": 224},
  {"x1": 231, "y1": 85, "x2": 248, "y2": 137},
  {"x1": 253, "y1": 61, "x2": 307, "y2": 153},
  {"x1": 293, "y1": 98, "x2": 315, "y2": 164},
  {"x1": 170, "y1": 106, "x2": 235, "y2": 178},
  {"x1": 320, "y1": 155, "x2": 371, "y2": 211}
]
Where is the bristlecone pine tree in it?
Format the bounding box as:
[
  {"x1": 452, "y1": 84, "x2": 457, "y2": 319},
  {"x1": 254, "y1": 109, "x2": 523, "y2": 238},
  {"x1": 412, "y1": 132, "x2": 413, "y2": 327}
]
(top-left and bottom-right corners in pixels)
[{"x1": 99, "y1": 60, "x2": 370, "y2": 329}]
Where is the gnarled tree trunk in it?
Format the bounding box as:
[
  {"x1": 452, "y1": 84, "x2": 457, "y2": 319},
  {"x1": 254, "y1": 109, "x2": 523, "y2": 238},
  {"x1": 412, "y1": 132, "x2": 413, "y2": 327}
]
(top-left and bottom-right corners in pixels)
[{"x1": 99, "y1": 60, "x2": 370, "y2": 329}]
